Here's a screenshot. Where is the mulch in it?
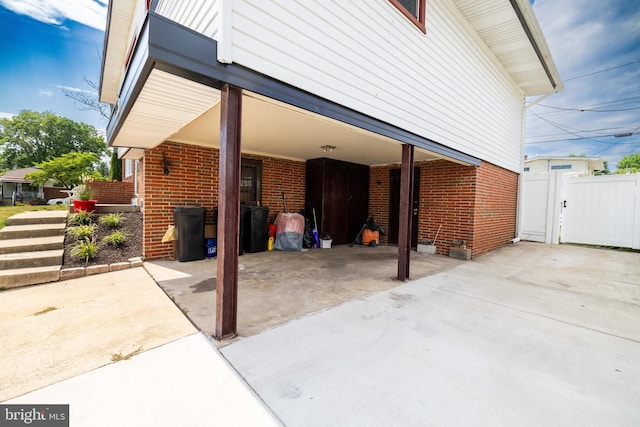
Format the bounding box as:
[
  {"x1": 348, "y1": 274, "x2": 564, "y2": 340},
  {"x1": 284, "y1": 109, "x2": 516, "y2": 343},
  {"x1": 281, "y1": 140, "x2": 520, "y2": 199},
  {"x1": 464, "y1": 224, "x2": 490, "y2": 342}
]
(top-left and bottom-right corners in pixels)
[{"x1": 62, "y1": 211, "x2": 143, "y2": 269}]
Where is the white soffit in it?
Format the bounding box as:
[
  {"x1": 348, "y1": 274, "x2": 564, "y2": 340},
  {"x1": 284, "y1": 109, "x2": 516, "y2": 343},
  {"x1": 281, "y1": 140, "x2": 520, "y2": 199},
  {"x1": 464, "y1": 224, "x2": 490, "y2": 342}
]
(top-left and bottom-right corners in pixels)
[
  {"x1": 170, "y1": 91, "x2": 445, "y2": 166},
  {"x1": 111, "y1": 69, "x2": 221, "y2": 149},
  {"x1": 453, "y1": 0, "x2": 560, "y2": 95},
  {"x1": 101, "y1": 0, "x2": 136, "y2": 104}
]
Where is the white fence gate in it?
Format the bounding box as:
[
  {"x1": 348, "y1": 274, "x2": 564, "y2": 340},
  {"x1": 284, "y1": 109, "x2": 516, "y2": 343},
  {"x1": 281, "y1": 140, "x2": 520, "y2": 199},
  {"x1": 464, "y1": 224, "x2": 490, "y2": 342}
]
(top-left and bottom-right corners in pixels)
[
  {"x1": 520, "y1": 172, "x2": 562, "y2": 244},
  {"x1": 521, "y1": 173, "x2": 640, "y2": 249}
]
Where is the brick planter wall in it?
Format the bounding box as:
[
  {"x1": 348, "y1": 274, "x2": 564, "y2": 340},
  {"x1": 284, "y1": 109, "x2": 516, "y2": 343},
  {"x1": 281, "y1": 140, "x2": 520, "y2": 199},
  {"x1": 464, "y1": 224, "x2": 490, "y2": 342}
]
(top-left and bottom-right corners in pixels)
[
  {"x1": 141, "y1": 141, "x2": 305, "y2": 260},
  {"x1": 89, "y1": 180, "x2": 135, "y2": 204},
  {"x1": 369, "y1": 160, "x2": 517, "y2": 258}
]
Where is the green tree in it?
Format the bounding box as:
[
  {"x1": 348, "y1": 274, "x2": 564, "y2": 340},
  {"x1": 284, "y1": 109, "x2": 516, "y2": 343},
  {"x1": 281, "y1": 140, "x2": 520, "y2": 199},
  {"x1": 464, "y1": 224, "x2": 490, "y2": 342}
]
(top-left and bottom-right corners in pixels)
[
  {"x1": 0, "y1": 111, "x2": 107, "y2": 170},
  {"x1": 96, "y1": 160, "x2": 110, "y2": 178},
  {"x1": 615, "y1": 153, "x2": 640, "y2": 174},
  {"x1": 110, "y1": 149, "x2": 122, "y2": 181},
  {"x1": 24, "y1": 152, "x2": 103, "y2": 189}
]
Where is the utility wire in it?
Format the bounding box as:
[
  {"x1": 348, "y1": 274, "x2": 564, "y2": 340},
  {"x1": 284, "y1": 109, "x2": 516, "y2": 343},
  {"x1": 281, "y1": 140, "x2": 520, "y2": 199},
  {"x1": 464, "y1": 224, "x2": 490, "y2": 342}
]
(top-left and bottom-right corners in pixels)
[
  {"x1": 528, "y1": 111, "x2": 621, "y2": 144},
  {"x1": 564, "y1": 59, "x2": 640, "y2": 81},
  {"x1": 535, "y1": 104, "x2": 640, "y2": 113},
  {"x1": 530, "y1": 97, "x2": 640, "y2": 117},
  {"x1": 528, "y1": 125, "x2": 640, "y2": 139}
]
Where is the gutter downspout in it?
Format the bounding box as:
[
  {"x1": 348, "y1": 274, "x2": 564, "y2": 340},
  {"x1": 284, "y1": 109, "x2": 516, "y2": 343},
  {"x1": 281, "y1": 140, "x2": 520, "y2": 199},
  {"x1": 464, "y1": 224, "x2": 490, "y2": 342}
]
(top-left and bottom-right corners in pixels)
[{"x1": 513, "y1": 91, "x2": 557, "y2": 244}]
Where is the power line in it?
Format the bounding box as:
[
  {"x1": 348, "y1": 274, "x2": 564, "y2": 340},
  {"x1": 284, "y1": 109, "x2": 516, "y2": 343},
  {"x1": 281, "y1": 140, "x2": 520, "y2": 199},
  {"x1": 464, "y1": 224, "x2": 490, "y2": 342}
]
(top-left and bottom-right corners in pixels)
[
  {"x1": 529, "y1": 97, "x2": 640, "y2": 117},
  {"x1": 527, "y1": 125, "x2": 640, "y2": 139},
  {"x1": 526, "y1": 137, "x2": 639, "y2": 145},
  {"x1": 526, "y1": 111, "x2": 640, "y2": 146},
  {"x1": 564, "y1": 59, "x2": 640, "y2": 81}
]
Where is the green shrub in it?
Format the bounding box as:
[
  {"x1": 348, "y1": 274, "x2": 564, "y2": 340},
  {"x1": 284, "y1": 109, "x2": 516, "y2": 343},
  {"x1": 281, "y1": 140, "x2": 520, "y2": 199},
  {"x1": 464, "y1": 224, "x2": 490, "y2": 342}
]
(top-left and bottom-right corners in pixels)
[
  {"x1": 102, "y1": 230, "x2": 130, "y2": 247},
  {"x1": 99, "y1": 212, "x2": 123, "y2": 228},
  {"x1": 68, "y1": 209, "x2": 94, "y2": 225},
  {"x1": 70, "y1": 238, "x2": 100, "y2": 263},
  {"x1": 67, "y1": 224, "x2": 96, "y2": 241}
]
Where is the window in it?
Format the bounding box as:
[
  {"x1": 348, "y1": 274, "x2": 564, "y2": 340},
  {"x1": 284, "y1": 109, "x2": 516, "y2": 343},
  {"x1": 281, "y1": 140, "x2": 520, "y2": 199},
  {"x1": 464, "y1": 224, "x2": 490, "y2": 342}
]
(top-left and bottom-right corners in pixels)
[
  {"x1": 523, "y1": 167, "x2": 530, "y2": 172},
  {"x1": 389, "y1": 0, "x2": 426, "y2": 33},
  {"x1": 550, "y1": 164, "x2": 572, "y2": 170},
  {"x1": 124, "y1": 159, "x2": 133, "y2": 177}
]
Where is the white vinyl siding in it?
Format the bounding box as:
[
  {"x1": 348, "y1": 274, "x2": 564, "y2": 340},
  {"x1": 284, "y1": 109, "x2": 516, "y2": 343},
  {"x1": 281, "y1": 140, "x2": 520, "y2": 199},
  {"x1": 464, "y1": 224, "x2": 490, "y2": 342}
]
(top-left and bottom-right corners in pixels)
[
  {"x1": 156, "y1": 0, "x2": 220, "y2": 39},
  {"x1": 226, "y1": 0, "x2": 524, "y2": 172}
]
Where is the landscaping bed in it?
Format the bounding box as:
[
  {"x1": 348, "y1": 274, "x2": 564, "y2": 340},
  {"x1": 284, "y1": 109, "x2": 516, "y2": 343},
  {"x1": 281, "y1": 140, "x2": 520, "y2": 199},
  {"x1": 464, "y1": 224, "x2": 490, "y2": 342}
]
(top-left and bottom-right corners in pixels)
[{"x1": 62, "y1": 211, "x2": 143, "y2": 269}]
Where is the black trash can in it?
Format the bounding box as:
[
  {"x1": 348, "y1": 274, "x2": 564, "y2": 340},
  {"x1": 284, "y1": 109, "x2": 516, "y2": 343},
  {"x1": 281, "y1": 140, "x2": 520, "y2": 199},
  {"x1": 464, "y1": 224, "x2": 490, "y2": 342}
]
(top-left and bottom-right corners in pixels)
[
  {"x1": 173, "y1": 206, "x2": 206, "y2": 262},
  {"x1": 242, "y1": 206, "x2": 269, "y2": 253}
]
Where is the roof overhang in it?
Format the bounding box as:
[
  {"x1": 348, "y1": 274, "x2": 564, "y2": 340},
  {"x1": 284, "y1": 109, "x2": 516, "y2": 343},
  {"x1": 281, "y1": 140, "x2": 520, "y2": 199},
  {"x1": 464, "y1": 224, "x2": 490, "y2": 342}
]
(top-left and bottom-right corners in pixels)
[
  {"x1": 104, "y1": 12, "x2": 481, "y2": 167},
  {"x1": 453, "y1": 0, "x2": 563, "y2": 95},
  {"x1": 99, "y1": 0, "x2": 137, "y2": 104}
]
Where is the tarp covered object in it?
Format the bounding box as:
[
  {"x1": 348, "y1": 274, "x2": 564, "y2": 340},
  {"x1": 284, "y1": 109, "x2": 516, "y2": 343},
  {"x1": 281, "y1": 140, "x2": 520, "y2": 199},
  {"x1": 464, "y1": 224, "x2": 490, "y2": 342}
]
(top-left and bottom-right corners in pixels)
[{"x1": 274, "y1": 212, "x2": 304, "y2": 251}]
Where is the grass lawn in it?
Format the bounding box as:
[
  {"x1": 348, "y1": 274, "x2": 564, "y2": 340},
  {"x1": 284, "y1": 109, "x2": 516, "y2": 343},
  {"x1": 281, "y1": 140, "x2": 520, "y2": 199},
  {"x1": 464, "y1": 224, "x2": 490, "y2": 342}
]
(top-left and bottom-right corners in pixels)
[{"x1": 0, "y1": 205, "x2": 68, "y2": 230}]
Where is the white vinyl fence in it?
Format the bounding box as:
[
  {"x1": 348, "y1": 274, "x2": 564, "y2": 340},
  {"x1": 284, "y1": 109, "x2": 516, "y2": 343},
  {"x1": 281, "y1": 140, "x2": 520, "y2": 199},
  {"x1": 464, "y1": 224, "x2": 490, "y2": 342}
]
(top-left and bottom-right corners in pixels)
[{"x1": 521, "y1": 173, "x2": 640, "y2": 249}]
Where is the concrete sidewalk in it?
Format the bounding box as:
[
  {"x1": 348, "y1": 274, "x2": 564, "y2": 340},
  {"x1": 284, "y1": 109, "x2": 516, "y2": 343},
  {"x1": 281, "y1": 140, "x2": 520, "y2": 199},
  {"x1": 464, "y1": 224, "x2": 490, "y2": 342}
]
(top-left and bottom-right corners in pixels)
[
  {"x1": 6, "y1": 333, "x2": 281, "y2": 427},
  {"x1": 0, "y1": 267, "x2": 280, "y2": 426},
  {"x1": 221, "y1": 243, "x2": 640, "y2": 426}
]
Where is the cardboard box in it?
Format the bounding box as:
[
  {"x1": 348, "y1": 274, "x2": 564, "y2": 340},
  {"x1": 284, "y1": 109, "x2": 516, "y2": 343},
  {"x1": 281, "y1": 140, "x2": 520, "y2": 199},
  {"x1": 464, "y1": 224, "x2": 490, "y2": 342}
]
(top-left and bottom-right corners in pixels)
[{"x1": 205, "y1": 224, "x2": 216, "y2": 238}]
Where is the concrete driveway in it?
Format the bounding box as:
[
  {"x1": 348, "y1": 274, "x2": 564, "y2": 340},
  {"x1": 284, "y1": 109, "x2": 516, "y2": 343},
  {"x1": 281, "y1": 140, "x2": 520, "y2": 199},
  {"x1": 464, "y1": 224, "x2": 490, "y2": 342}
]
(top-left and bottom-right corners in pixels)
[
  {"x1": 220, "y1": 242, "x2": 640, "y2": 426},
  {"x1": 1, "y1": 242, "x2": 638, "y2": 426}
]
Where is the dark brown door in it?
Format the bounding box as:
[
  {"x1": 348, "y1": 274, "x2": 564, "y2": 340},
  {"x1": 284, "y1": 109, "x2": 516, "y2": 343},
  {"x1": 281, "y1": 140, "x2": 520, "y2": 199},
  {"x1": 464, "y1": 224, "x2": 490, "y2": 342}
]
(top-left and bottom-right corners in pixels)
[
  {"x1": 388, "y1": 167, "x2": 420, "y2": 248},
  {"x1": 240, "y1": 159, "x2": 262, "y2": 204}
]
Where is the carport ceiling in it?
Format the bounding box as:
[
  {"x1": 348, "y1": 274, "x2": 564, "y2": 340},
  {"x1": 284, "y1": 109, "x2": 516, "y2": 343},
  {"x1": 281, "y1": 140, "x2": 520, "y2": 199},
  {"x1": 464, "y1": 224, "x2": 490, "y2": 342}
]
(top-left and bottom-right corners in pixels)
[
  {"x1": 112, "y1": 73, "x2": 441, "y2": 166},
  {"x1": 170, "y1": 91, "x2": 440, "y2": 166}
]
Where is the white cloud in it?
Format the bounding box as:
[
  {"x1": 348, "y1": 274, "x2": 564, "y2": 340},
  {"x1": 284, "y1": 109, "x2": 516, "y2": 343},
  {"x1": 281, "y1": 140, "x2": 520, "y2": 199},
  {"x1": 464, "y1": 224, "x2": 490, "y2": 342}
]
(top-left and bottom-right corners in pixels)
[
  {"x1": 57, "y1": 85, "x2": 95, "y2": 95},
  {"x1": 0, "y1": 112, "x2": 15, "y2": 119},
  {"x1": 0, "y1": 0, "x2": 107, "y2": 31},
  {"x1": 39, "y1": 89, "x2": 54, "y2": 97}
]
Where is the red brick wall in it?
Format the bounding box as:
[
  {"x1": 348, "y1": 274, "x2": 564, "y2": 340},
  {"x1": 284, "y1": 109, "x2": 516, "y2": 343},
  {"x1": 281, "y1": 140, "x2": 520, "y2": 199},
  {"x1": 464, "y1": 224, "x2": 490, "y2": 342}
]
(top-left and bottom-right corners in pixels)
[
  {"x1": 369, "y1": 167, "x2": 390, "y2": 244},
  {"x1": 88, "y1": 180, "x2": 135, "y2": 204},
  {"x1": 416, "y1": 160, "x2": 477, "y2": 255},
  {"x1": 245, "y1": 154, "x2": 306, "y2": 222},
  {"x1": 369, "y1": 160, "x2": 517, "y2": 258},
  {"x1": 472, "y1": 161, "x2": 518, "y2": 256},
  {"x1": 141, "y1": 141, "x2": 305, "y2": 260}
]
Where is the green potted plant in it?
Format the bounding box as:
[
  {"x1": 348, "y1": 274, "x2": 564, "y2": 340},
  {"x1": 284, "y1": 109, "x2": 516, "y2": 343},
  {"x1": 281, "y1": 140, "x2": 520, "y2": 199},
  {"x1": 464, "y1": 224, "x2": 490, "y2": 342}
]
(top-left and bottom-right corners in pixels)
[{"x1": 72, "y1": 179, "x2": 97, "y2": 212}]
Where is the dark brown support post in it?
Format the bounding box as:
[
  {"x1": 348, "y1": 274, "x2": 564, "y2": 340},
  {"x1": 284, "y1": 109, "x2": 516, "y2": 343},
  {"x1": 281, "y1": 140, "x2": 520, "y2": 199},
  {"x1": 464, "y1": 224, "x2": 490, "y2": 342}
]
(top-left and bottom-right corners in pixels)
[
  {"x1": 215, "y1": 84, "x2": 242, "y2": 339},
  {"x1": 397, "y1": 144, "x2": 414, "y2": 281}
]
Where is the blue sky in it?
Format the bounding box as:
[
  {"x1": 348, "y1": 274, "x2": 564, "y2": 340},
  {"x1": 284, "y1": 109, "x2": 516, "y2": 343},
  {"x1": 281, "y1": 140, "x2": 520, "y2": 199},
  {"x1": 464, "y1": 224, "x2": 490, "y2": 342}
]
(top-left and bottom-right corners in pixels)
[
  {"x1": 0, "y1": 0, "x2": 107, "y2": 129},
  {"x1": 527, "y1": 0, "x2": 640, "y2": 171},
  {"x1": 0, "y1": 0, "x2": 638, "y2": 171}
]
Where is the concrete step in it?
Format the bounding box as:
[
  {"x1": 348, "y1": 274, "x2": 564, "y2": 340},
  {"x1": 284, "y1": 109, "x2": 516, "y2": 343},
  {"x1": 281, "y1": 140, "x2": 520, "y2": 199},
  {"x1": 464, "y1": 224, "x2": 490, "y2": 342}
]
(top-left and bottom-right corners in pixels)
[
  {"x1": 0, "y1": 249, "x2": 64, "y2": 270},
  {"x1": 6, "y1": 210, "x2": 68, "y2": 226},
  {"x1": 0, "y1": 236, "x2": 65, "y2": 254},
  {"x1": 0, "y1": 265, "x2": 60, "y2": 289},
  {"x1": 0, "y1": 223, "x2": 66, "y2": 240}
]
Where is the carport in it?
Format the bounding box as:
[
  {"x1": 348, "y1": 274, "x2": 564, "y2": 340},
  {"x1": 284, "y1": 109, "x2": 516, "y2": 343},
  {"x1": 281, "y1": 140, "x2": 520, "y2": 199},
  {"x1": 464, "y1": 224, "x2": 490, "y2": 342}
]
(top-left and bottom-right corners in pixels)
[{"x1": 102, "y1": 13, "x2": 480, "y2": 339}]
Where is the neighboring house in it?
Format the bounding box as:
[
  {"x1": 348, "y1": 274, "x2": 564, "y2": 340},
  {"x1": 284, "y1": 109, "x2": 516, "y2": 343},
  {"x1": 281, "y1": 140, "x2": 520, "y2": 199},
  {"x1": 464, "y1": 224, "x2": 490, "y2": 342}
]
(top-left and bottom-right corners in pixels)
[
  {"x1": 524, "y1": 157, "x2": 605, "y2": 176},
  {"x1": 100, "y1": 0, "x2": 562, "y2": 337},
  {"x1": 0, "y1": 167, "x2": 65, "y2": 205}
]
